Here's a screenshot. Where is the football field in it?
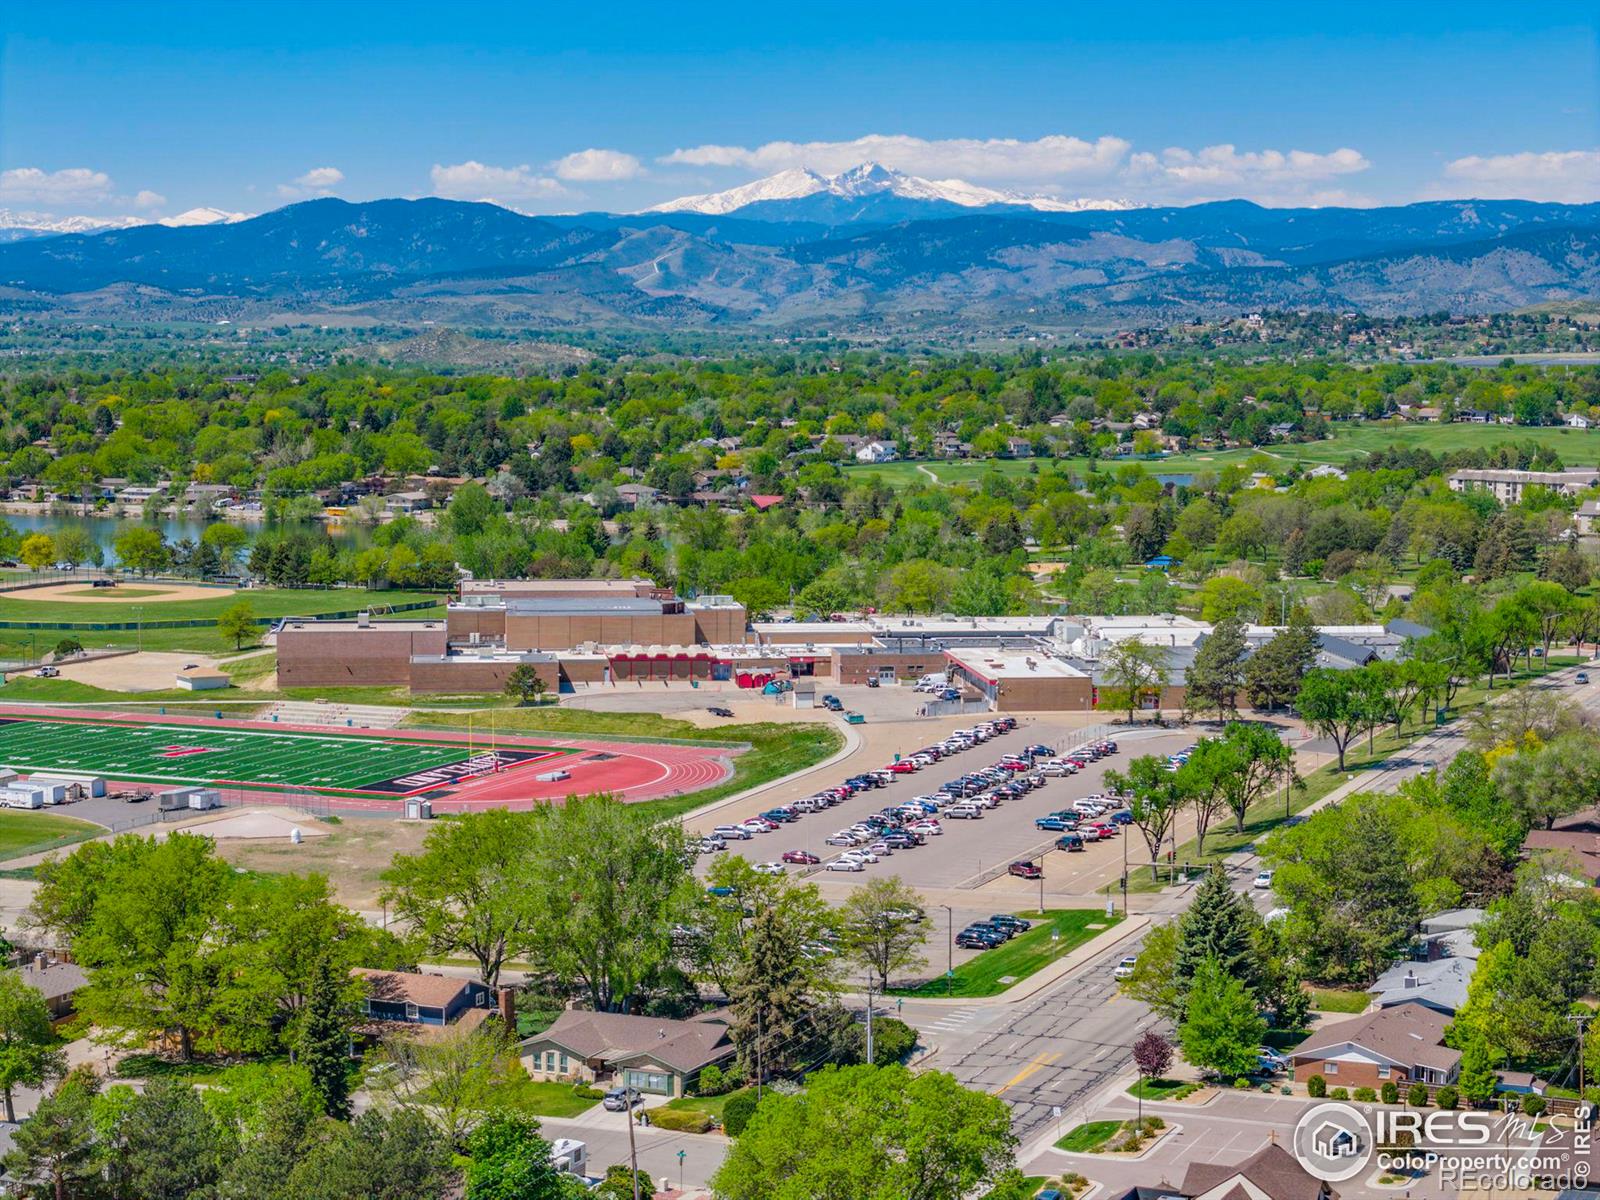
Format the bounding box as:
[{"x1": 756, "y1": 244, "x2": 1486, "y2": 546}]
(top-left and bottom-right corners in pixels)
[{"x1": 0, "y1": 716, "x2": 569, "y2": 797}]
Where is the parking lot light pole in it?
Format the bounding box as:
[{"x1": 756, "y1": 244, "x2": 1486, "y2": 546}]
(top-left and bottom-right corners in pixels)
[{"x1": 940, "y1": 904, "x2": 953, "y2": 996}]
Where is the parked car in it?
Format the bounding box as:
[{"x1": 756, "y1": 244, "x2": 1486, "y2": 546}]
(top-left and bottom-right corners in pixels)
[
  {"x1": 1035, "y1": 816, "x2": 1074, "y2": 831},
  {"x1": 781, "y1": 849, "x2": 820, "y2": 865},
  {"x1": 825, "y1": 858, "x2": 865, "y2": 872},
  {"x1": 1008, "y1": 860, "x2": 1042, "y2": 880},
  {"x1": 988, "y1": 915, "x2": 1031, "y2": 934},
  {"x1": 1113, "y1": 956, "x2": 1139, "y2": 980},
  {"x1": 752, "y1": 862, "x2": 786, "y2": 875},
  {"x1": 712, "y1": 825, "x2": 752, "y2": 841},
  {"x1": 1056, "y1": 833, "x2": 1085, "y2": 851},
  {"x1": 1578, "y1": 672, "x2": 1591, "y2": 685},
  {"x1": 1257, "y1": 1047, "x2": 1290, "y2": 1072},
  {"x1": 603, "y1": 1087, "x2": 644, "y2": 1111},
  {"x1": 706, "y1": 706, "x2": 735, "y2": 717},
  {"x1": 955, "y1": 929, "x2": 1002, "y2": 950}
]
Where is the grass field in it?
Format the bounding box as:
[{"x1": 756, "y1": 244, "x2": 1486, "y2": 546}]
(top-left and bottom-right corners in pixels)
[
  {"x1": 0, "y1": 715, "x2": 570, "y2": 797},
  {"x1": 0, "y1": 586, "x2": 445, "y2": 624},
  {"x1": 846, "y1": 420, "x2": 1600, "y2": 489},
  {"x1": 0, "y1": 809, "x2": 101, "y2": 861},
  {"x1": 889, "y1": 909, "x2": 1119, "y2": 999},
  {"x1": 1055, "y1": 1120, "x2": 1123, "y2": 1153},
  {"x1": 500, "y1": 1078, "x2": 602, "y2": 1119},
  {"x1": 1308, "y1": 987, "x2": 1372, "y2": 1014},
  {"x1": 1127, "y1": 1077, "x2": 1192, "y2": 1101}
]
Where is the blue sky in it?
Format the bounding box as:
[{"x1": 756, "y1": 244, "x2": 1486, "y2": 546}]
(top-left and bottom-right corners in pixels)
[{"x1": 2, "y1": 1, "x2": 1597, "y2": 223}]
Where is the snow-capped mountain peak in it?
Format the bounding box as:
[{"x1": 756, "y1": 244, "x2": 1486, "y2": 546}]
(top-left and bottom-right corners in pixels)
[
  {"x1": 648, "y1": 162, "x2": 1137, "y2": 216},
  {"x1": 157, "y1": 206, "x2": 252, "y2": 228}
]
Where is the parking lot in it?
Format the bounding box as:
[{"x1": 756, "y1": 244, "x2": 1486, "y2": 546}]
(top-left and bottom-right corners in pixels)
[{"x1": 695, "y1": 719, "x2": 1196, "y2": 895}]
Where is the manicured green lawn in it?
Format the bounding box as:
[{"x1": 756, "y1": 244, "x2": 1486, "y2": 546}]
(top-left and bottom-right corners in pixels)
[
  {"x1": 1308, "y1": 987, "x2": 1371, "y2": 1014},
  {"x1": 499, "y1": 1078, "x2": 603, "y2": 1118},
  {"x1": 0, "y1": 810, "x2": 102, "y2": 862},
  {"x1": 1055, "y1": 1120, "x2": 1123, "y2": 1153},
  {"x1": 981, "y1": 1179, "x2": 1048, "y2": 1200},
  {"x1": 664, "y1": 1088, "x2": 750, "y2": 1120},
  {"x1": 890, "y1": 910, "x2": 1120, "y2": 999},
  {"x1": 0, "y1": 586, "x2": 445, "y2": 624},
  {"x1": 1127, "y1": 1077, "x2": 1190, "y2": 1101}
]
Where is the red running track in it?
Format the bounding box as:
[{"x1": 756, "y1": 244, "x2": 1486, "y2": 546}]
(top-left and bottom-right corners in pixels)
[{"x1": 0, "y1": 704, "x2": 738, "y2": 814}]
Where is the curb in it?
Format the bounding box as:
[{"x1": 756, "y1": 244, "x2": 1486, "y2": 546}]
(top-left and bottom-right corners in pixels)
[{"x1": 677, "y1": 722, "x2": 863, "y2": 829}]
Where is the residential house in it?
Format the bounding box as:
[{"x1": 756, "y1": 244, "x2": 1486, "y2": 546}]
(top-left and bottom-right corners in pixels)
[
  {"x1": 1289, "y1": 1003, "x2": 1461, "y2": 1089},
  {"x1": 855, "y1": 441, "x2": 899, "y2": 464},
  {"x1": 1269, "y1": 422, "x2": 1297, "y2": 439},
  {"x1": 519, "y1": 1009, "x2": 736, "y2": 1099},
  {"x1": 1577, "y1": 499, "x2": 1600, "y2": 536},
  {"x1": 384, "y1": 491, "x2": 432, "y2": 513},
  {"x1": 1370, "y1": 957, "x2": 1474, "y2": 1016},
  {"x1": 352, "y1": 968, "x2": 498, "y2": 1032},
  {"x1": 1455, "y1": 408, "x2": 1492, "y2": 424},
  {"x1": 614, "y1": 483, "x2": 662, "y2": 510},
  {"x1": 1306, "y1": 464, "x2": 1348, "y2": 481},
  {"x1": 1569, "y1": 413, "x2": 1594, "y2": 430},
  {"x1": 1003, "y1": 437, "x2": 1034, "y2": 458},
  {"x1": 932, "y1": 431, "x2": 971, "y2": 458},
  {"x1": 1523, "y1": 817, "x2": 1600, "y2": 885},
  {"x1": 1447, "y1": 468, "x2": 1600, "y2": 505},
  {"x1": 18, "y1": 953, "x2": 87, "y2": 1019},
  {"x1": 1179, "y1": 1144, "x2": 1335, "y2": 1200}
]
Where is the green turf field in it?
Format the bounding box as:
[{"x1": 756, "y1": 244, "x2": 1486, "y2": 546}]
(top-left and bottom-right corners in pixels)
[{"x1": 0, "y1": 716, "x2": 568, "y2": 797}]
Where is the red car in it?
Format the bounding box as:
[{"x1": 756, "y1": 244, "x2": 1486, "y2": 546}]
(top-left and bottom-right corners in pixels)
[
  {"x1": 997, "y1": 760, "x2": 1029, "y2": 772},
  {"x1": 1008, "y1": 860, "x2": 1043, "y2": 879},
  {"x1": 886, "y1": 761, "x2": 918, "y2": 773},
  {"x1": 1089, "y1": 823, "x2": 1119, "y2": 838},
  {"x1": 781, "y1": 849, "x2": 820, "y2": 865}
]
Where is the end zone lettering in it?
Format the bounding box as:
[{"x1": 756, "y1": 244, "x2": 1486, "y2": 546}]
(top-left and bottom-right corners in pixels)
[{"x1": 362, "y1": 749, "x2": 553, "y2": 796}]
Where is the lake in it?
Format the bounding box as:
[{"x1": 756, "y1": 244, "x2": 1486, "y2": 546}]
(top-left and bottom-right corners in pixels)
[{"x1": 1, "y1": 511, "x2": 375, "y2": 566}]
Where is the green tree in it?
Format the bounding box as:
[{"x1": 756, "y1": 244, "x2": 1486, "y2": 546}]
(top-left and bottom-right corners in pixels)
[
  {"x1": 51, "y1": 527, "x2": 100, "y2": 570},
  {"x1": 369, "y1": 1023, "x2": 512, "y2": 1153},
  {"x1": 1243, "y1": 608, "x2": 1320, "y2": 710},
  {"x1": 464, "y1": 1110, "x2": 574, "y2": 1200},
  {"x1": 283, "y1": 1108, "x2": 456, "y2": 1200},
  {"x1": 711, "y1": 1064, "x2": 1017, "y2": 1200},
  {"x1": 3, "y1": 1067, "x2": 100, "y2": 1200},
  {"x1": 1457, "y1": 1032, "x2": 1497, "y2": 1106},
  {"x1": 1101, "y1": 636, "x2": 1170, "y2": 723},
  {"x1": 1178, "y1": 956, "x2": 1267, "y2": 1079},
  {"x1": 298, "y1": 957, "x2": 353, "y2": 1121},
  {"x1": 111, "y1": 1079, "x2": 232, "y2": 1200},
  {"x1": 216, "y1": 600, "x2": 258, "y2": 651},
  {"x1": 1105, "y1": 755, "x2": 1187, "y2": 879},
  {"x1": 1184, "y1": 616, "x2": 1249, "y2": 721},
  {"x1": 522, "y1": 795, "x2": 696, "y2": 1012},
  {"x1": 1197, "y1": 575, "x2": 1263, "y2": 624},
  {"x1": 1173, "y1": 867, "x2": 1262, "y2": 1003},
  {"x1": 841, "y1": 876, "x2": 928, "y2": 992},
  {"x1": 445, "y1": 482, "x2": 500, "y2": 539},
  {"x1": 19, "y1": 533, "x2": 55, "y2": 573},
  {"x1": 503, "y1": 664, "x2": 549, "y2": 706},
  {"x1": 1213, "y1": 720, "x2": 1296, "y2": 834},
  {"x1": 199, "y1": 522, "x2": 248, "y2": 575},
  {"x1": 1296, "y1": 669, "x2": 1366, "y2": 771},
  {"x1": 1116, "y1": 920, "x2": 1185, "y2": 1023},
  {"x1": 111, "y1": 526, "x2": 171, "y2": 577},
  {"x1": 50, "y1": 638, "x2": 82, "y2": 661},
  {"x1": 382, "y1": 809, "x2": 539, "y2": 991},
  {"x1": 0, "y1": 971, "x2": 65, "y2": 1123}
]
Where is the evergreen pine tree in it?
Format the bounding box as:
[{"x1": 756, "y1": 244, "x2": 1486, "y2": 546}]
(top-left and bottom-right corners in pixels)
[
  {"x1": 1244, "y1": 606, "x2": 1320, "y2": 709},
  {"x1": 1185, "y1": 616, "x2": 1249, "y2": 720},
  {"x1": 728, "y1": 905, "x2": 821, "y2": 1083},
  {"x1": 1173, "y1": 867, "x2": 1261, "y2": 1012},
  {"x1": 299, "y1": 957, "x2": 353, "y2": 1120}
]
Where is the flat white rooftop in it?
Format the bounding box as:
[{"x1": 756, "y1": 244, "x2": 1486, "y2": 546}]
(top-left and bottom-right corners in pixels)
[{"x1": 945, "y1": 648, "x2": 1087, "y2": 680}]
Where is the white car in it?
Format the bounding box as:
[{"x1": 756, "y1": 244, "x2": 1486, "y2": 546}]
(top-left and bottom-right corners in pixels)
[
  {"x1": 909, "y1": 821, "x2": 942, "y2": 836},
  {"x1": 825, "y1": 859, "x2": 865, "y2": 872},
  {"x1": 1254, "y1": 869, "x2": 1275, "y2": 889},
  {"x1": 825, "y1": 832, "x2": 863, "y2": 847},
  {"x1": 841, "y1": 849, "x2": 879, "y2": 864},
  {"x1": 753, "y1": 862, "x2": 786, "y2": 875},
  {"x1": 738, "y1": 819, "x2": 770, "y2": 834},
  {"x1": 944, "y1": 804, "x2": 982, "y2": 819},
  {"x1": 866, "y1": 841, "x2": 893, "y2": 856},
  {"x1": 1113, "y1": 955, "x2": 1138, "y2": 980}
]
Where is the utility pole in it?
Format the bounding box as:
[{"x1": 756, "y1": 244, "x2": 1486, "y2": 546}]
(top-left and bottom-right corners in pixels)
[
  {"x1": 1570, "y1": 1011, "x2": 1593, "y2": 1124},
  {"x1": 626, "y1": 1084, "x2": 641, "y2": 1200},
  {"x1": 756, "y1": 1007, "x2": 764, "y2": 1103},
  {"x1": 865, "y1": 980, "x2": 875, "y2": 1065}
]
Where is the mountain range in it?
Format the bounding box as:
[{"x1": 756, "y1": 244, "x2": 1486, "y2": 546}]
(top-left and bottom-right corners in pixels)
[{"x1": 3, "y1": 164, "x2": 1599, "y2": 333}]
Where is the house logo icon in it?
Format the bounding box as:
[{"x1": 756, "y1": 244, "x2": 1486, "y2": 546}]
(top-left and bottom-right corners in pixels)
[{"x1": 1292, "y1": 1102, "x2": 1373, "y2": 1182}]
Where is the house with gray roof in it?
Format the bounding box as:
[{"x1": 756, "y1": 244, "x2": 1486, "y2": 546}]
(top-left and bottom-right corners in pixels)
[
  {"x1": 1370, "y1": 956, "x2": 1474, "y2": 1016},
  {"x1": 519, "y1": 1009, "x2": 736, "y2": 1099},
  {"x1": 1290, "y1": 1004, "x2": 1461, "y2": 1091}
]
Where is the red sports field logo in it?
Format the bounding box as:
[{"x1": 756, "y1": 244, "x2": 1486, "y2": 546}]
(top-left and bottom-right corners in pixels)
[{"x1": 157, "y1": 745, "x2": 220, "y2": 759}]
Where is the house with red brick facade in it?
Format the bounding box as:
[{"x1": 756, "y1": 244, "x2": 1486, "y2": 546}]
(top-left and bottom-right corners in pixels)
[{"x1": 1290, "y1": 1005, "x2": 1461, "y2": 1090}]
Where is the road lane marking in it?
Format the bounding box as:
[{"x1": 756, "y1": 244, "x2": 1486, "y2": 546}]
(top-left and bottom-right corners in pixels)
[{"x1": 991, "y1": 1051, "x2": 1060, "y2": 1094}]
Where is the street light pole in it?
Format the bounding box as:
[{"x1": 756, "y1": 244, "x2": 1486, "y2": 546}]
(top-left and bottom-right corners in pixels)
[{"x1": 941, "y1": 904, "x2": 953, "y2": 996}]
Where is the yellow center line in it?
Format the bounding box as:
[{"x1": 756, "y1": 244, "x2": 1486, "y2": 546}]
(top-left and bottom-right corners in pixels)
[{"x1": 992, "y1": 1050, "x2": 1061, "y2": 1094}]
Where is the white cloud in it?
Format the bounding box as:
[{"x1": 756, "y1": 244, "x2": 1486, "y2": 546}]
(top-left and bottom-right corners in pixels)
[
  {"x1": 430, "y1": 160, "x2": 568, "y2": 204},
  {"x1": 1126, "y1": 145, "x2": 1372, "y2": 204},
  {"x1": 0, "y1": 166, "x2": 114, "y2": 205},
  {"x1": 1436, "y1": 149, "x2": 1600, "y2": 204},
  {"x1": 553, "y1": 148, "x2": 642, "y2": 182},
  {"x1": 661, "y1": 134, "x2": 1131, "y2": 182},
  {"x1": 276, "y1": 166, "x2": 345, "y2": 199},
  {"x1": 133, "y1": 189, "x2": 167, "y2": 209}
]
